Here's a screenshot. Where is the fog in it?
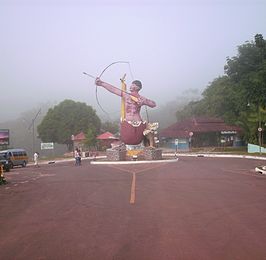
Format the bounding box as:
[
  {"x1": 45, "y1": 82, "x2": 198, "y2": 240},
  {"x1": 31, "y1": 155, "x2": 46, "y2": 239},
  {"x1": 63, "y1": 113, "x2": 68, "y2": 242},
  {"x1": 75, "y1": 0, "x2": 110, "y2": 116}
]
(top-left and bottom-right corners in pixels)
[{"x1": 1, "y1": 0, "x2": 266, "y2": 122}]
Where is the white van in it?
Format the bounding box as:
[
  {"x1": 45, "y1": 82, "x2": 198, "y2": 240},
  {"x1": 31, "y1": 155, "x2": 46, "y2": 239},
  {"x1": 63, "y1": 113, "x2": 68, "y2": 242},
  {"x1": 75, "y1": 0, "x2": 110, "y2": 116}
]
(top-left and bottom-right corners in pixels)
[{"x1": 0, "y1": 149, "x2": 29, "y2": 168}]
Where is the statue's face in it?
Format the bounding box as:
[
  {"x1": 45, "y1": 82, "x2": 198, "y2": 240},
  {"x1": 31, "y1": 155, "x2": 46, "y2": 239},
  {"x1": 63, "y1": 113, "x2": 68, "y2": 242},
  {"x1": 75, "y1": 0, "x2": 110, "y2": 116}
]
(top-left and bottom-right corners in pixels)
[{"x1": 130, "y1": 83, "x2": 140, "y2": 92}]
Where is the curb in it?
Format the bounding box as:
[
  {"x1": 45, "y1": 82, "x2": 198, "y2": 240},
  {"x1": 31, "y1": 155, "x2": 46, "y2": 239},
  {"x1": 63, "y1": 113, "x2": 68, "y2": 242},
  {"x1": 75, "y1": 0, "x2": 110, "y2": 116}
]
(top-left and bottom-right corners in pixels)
[
  {"x1": 90, "y1": 158, "x2": 178, "y2": 165},
  {"x1": 163, "y1": 153, "x2": 266, "y2": 161}
]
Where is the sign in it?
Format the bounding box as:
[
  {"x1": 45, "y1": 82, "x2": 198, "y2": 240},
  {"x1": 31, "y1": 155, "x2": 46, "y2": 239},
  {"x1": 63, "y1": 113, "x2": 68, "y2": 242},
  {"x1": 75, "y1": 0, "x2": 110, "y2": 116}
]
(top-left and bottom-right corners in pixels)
[
  {"x1": 0, "y1": 129, "x2": 9, "y2": 145},
  {"x1": 258, "y1": 127, "x2": 263, "y2": 132},
  {"x1": 41, "y1": 142, "x2": 54, "y2": 150},
  {"x1": 221, "y1": 131, "x2": 237, "y2": 134},
  {"x1": 189, "y1": 132, "x2": 193, "y2": 137},
  {"x1": 175, "y1": 139, "x2": 179, "y2": 146}
]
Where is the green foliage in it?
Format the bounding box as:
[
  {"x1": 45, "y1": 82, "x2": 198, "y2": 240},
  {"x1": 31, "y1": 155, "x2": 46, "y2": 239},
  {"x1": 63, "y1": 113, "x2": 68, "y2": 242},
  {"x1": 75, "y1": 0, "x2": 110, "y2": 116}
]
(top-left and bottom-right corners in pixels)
[
  {"x1": 101, "y1": 121, "x2": 119, "y2": 134},
  {"x1": 176, "y1": 100, "x2": 203, "y2": 121},
  {"x1": 224, "y1": 34, "x2": 266, "y2": 107},
  {"x1": 37, "y1": 100, "x2": 101, "y2": 149},
  {"x1": 84, "y1": 127, "x2": 98, "y2": 148},
  {"x1": 176, "y1": 34, "x2": 266, "y2": 144}
]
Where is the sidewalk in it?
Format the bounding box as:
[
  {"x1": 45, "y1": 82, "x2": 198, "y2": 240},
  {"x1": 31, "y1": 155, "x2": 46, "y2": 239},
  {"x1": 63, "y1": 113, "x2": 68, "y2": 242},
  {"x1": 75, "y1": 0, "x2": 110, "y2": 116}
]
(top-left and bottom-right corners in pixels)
[{"x1": 27, "y1": 156, "x2": 95, "y2": 167}]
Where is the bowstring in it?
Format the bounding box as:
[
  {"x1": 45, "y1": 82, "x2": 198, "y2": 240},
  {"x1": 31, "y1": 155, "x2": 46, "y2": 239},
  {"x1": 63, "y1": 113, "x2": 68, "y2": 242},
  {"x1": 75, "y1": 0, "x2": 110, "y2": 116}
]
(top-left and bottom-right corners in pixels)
[
  {"x1": 96, "y1": 61, "x2": 133, "y2": 117},
  {"x1": 96, "y1": 61, "x2": 130, "y2": 117}
]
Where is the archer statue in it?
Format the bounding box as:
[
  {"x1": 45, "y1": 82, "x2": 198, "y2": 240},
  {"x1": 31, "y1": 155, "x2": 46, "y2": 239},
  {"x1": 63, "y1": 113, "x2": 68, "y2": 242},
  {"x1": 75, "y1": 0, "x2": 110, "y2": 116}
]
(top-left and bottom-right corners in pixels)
[{"x1": 95, "y1": 77, "x2": 158, "y2": 146}]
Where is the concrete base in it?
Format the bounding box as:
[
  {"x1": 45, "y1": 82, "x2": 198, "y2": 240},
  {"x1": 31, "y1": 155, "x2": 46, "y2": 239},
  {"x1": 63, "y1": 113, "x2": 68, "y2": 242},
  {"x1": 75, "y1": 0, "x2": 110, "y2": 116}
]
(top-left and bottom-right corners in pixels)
[
  {"x1": 143, "y1": 147, "x2": 162, "y2": 160},
  {"x1": 106, "y1": 145, "x2": 127, "y2": 161},
  {"x1": 106, "y1": 145, "x2": 162, "y2": 161}
]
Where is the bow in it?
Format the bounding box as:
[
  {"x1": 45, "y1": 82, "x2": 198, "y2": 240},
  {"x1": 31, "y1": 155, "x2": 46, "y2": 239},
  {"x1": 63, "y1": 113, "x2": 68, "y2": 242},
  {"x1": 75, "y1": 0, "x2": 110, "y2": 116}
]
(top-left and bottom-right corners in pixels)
[
  {"x1": 83, "y1": 61, "x2": 154, "y2": 122},
  {"x1": 95, "y1": 61, "x2": 134, "y2": 115},
  {"x1": 83, "y1": 61, "x2": 150, "y2": 122}
]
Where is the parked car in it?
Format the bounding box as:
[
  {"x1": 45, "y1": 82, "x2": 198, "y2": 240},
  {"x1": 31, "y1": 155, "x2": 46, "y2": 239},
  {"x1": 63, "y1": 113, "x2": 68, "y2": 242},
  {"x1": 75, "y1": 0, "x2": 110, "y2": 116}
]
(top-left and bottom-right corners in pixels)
[{"x1": 0, "y1": 149, "x2": 29, "y2": 168}]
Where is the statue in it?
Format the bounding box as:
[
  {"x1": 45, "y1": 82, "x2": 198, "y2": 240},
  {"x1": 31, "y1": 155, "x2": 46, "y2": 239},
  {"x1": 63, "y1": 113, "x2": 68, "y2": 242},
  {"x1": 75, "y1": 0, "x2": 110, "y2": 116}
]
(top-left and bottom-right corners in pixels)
[{"x1": 95, "y1": 77, "x2": 157, "y2": 146}]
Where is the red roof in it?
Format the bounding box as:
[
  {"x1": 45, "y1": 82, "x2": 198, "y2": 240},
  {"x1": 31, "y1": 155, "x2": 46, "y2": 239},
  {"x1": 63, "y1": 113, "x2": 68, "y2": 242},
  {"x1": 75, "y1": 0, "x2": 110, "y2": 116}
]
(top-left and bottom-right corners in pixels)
[
  {"x1": 73, "y1": 132, "x2": 86, "y2": 141},
  {"x1": 97, "y1": 132, "x2": 118, "y2": 140},
  {"x1": 160, "y1": 117, "x2": 242, "y2": 138}
]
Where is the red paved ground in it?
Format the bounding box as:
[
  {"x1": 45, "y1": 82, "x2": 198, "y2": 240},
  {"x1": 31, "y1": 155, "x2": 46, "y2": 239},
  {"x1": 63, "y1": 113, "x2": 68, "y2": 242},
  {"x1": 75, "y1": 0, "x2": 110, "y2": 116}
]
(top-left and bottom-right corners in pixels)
[{"x1": 0, "y1": 157, "x2": 266, "y2": 260}]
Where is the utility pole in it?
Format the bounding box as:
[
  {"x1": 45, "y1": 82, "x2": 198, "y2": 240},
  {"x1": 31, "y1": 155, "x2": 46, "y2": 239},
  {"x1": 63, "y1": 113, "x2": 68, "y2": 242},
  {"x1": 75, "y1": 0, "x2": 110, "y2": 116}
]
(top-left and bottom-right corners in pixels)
[{"x1": 28, "y1": 108, "x2": 41, "y2": 156}]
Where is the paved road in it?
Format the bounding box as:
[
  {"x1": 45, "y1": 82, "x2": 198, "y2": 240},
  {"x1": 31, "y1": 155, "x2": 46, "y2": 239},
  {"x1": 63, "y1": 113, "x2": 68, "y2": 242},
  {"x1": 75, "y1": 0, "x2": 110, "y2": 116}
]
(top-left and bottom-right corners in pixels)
[{"x1": 1, "y1": 157, "x2": 266, "y2": 260}]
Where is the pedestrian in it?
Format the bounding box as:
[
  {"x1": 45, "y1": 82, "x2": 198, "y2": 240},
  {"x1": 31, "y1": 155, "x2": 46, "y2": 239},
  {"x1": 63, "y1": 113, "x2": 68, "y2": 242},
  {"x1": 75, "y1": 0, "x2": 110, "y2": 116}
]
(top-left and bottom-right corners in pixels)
[
  {"x1": 33, "y1": 152, "x2": 39, "y2": 167},
  {"x1": 78, "y1": 149, "x2": 82, "y2": 166},
  {"x1": 74, "y1": 148, "x2": 81, "y2": 166}
]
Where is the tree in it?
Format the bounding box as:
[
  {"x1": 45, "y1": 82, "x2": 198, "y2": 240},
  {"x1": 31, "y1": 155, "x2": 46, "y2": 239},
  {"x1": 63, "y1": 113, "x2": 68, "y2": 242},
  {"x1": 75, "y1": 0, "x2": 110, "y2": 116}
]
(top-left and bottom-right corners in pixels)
[
  {"x1": 37, "y1": 100, "x2": 101, "y2": 150},
  {"x1": 84, "y1": 127, "x2": 98, "y2": 149},
  {"x1": 101, "y1": 121, "x2": 119, "y2": 134},
  {"x1": 175, "y1": 34, "x2": 266, "y2": 143},
  {"x1": 223, "y1": 34, "x2": 266, "y2": 142},
  {"x1": 175, "y1": 100, "x2": 204, "y2": 121},
  {"x1": 224, "y1": 40, "x2": 266, "y2": 106}
]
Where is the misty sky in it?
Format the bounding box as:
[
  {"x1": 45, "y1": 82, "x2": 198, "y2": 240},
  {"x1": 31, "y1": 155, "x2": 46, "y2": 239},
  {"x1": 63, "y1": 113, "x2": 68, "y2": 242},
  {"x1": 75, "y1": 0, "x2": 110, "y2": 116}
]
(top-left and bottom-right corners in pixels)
[{"x1": 1, "y1": 0, "x2": 266, "y2": 122}]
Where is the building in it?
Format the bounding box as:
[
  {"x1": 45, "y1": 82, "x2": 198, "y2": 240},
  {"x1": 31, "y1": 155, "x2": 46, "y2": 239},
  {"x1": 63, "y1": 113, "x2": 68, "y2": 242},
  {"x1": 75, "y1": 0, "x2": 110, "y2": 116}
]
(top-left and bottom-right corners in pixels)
[
  {"x1": 72, "y1": 132, "x2": 86, "y2": 151},
  {"x1": 160, "y1": 117, "x2": 243, "y2": 150},
  {"x1": 96, "y1": 132, "x2": 119, "y2": 150}
]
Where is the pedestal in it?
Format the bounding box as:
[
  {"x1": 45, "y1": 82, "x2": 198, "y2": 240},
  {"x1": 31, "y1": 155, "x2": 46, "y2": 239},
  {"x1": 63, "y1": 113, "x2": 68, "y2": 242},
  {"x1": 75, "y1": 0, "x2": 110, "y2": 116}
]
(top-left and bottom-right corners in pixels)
[
  {"x1": 143, "y1": 147, "x2": 162, "y2": 160},
  {"x1": 106, "y1": 145, "x2": 127, "y2": 161}
]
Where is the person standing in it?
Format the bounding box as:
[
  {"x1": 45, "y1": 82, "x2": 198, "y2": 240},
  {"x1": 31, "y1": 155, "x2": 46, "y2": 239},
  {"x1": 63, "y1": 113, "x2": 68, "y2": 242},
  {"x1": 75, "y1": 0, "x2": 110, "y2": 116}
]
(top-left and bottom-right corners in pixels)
[
  {"x1": 78, "y1": 149, "x2": 82, "y2": 166},
  {"x1": 33, "y1": 152, "x2": 39, "y2": 167},
  {"x1": 74, "y1": 148, "x2": 81, "y2": 166}
]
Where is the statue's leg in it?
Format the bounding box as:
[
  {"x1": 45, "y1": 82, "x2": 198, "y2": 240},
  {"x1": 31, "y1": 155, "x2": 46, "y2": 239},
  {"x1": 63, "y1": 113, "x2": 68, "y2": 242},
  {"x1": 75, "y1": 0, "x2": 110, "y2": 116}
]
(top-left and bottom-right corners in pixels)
[{"x1": 147, "y1": 133, "x2": 155, "y2": 147}]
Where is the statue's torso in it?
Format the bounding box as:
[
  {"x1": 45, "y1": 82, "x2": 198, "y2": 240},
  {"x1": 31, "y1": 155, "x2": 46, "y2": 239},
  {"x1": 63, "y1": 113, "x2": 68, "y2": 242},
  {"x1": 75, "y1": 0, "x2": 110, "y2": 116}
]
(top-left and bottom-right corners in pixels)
[{"x1": 125, "y1": 95, "x2": 142, "y2": 122}]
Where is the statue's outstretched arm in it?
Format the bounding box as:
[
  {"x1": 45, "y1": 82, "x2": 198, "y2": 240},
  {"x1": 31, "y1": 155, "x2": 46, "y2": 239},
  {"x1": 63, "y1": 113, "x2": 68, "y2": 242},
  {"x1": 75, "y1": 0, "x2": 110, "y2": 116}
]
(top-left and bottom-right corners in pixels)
[
  {"x1": 95, "y1": 78, "x2": 122, "y2": 97},
  {"x1": 137, "y1": 96, "x2": 156, "y2": 108}
]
